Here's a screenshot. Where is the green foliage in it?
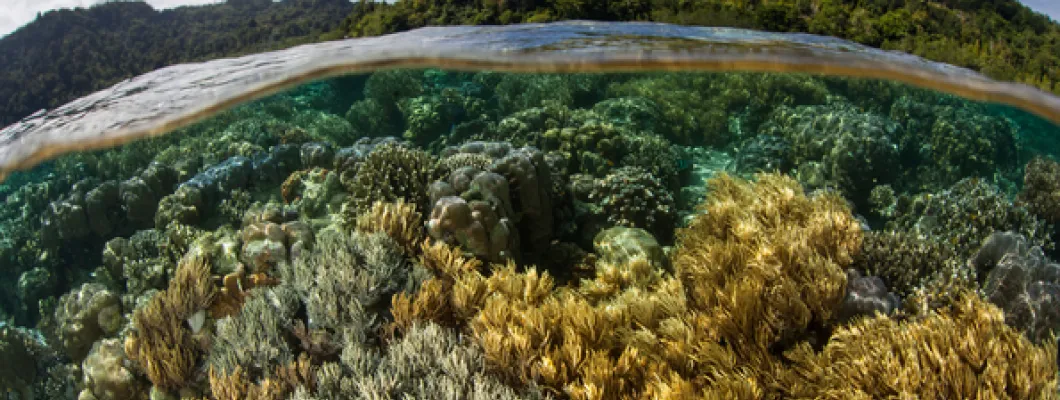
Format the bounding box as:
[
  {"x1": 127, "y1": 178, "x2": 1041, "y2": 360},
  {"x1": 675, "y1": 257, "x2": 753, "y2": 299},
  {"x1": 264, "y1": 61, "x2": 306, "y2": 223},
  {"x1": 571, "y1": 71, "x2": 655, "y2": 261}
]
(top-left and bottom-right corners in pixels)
[
  {"x1": 337, "y1": 0, "x2": 1060, "y2": 97},
  {"x1": 0, "y1": 0, "x2": 354, "y2": 127}
]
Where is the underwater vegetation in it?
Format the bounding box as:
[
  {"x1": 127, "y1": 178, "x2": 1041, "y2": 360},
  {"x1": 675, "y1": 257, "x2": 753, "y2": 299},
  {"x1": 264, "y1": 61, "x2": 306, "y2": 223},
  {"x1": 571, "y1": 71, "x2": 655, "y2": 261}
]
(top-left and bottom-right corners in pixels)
[{"x1": 3, "y1": 69, "x2": 1060, "y2": 399}]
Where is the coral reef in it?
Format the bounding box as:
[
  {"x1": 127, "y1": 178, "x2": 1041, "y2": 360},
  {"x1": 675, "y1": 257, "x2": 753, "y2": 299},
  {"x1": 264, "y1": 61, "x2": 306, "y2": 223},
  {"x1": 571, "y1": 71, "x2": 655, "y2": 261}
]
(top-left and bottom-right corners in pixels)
[
  {"x1": 890, "y1": 95, "x2": 1020, "y2": 186},
  {"x1": 207, "y1": 286, "x2": 300, "y2": 378},
  {"x1": 888, "y1": 177, "x2": 1053, "y2": 260},
  {"x1": 1018, "y1": 156, "x2": 1060, "y2": 224},
  {"x1": 7, "y1": 69, "x2": 1060, "y2": 400},
  {"x1": 672, "y1": 172, "x2": 861, "y2": 355},
  {"x1": 852, "y1": 230, "x2": 961, "y2": 296},
  {"x1": 836, "y1": 269, "x2": 902, "y2": 322},
  {"x1": 52, "y1": 283, "x2": 124, "y2": 361},
  {"x1": 354, "y1": 200, "x2": 424, "y2": 255},
  {"x1": 240, "y1": 219, "x2": 313, "y2": 274},
  {"x1": 784, "y1": 292, "x2": 1058, "y2": 399},
  {"x1": 314, "y1": 322, "x2": 547, "y2": 400},
  {"x1": 970, "y1": 231, "x2": 1060, "y2": 343},
  {"x1": 0, "y1": 325, "x2": 37, "y2": 399},
  {"x1": 80, "y1": 338, "x2": 145, "y2": 400},
  {"x1": 591, "y1": 226, "x2": 666, "y2": 269},
  {"x1": 125, "y1": 254, "x2": 216, "y2": 391},
  {"x1": 428, "y1": 143, "x2": 555, "y2": 261},
  {"x1": 344, "y1": 143, "x2": 436, "y2": 212},
  {"x1": 393, "y1": 173, "x2": 872, "y2": 398},
  {"x1": 588, "y1": 166, "x2": 676, "y2": 242},
  {"x1": 760, "y1": 103, "x2": 901, "y2": 199}
]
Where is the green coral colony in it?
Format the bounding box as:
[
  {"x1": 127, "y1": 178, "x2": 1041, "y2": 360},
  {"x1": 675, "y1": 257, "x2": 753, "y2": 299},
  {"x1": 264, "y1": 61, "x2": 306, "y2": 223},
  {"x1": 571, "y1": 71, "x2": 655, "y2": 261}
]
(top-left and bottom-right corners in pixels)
[{"x1": 4, "y1": 68, "x2": 1060, "y2": 400}]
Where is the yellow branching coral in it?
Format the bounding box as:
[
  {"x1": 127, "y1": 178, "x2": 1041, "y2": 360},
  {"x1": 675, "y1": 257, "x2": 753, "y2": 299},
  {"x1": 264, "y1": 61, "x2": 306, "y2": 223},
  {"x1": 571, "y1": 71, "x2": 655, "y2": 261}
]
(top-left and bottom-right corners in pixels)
[
  {"x1": 355, "y1": 200, "x2": 424, "y2": 255},
  {"x1": 390, "y1": 173, "x2": 1057, "y2": 400},
  {"x1": 207, "y1": 354, "x2": 315, "y2": 400},
  {"x1": 126, "y1": 254, "x2": 216, "y2": 391},
  {"x1": 782, "y1": 292, "x2": 1059, "y2": 399},
  {"x1": 673, "y1": 173, "x2": 860, "y2": 353}
]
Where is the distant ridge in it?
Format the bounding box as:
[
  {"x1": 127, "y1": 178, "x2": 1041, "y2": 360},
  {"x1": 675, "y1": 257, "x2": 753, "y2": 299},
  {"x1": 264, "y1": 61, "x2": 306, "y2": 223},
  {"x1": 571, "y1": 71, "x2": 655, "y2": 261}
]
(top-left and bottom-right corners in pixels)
[{"x1": 0, "y1": 0, "x2": 353, "y2": 127}]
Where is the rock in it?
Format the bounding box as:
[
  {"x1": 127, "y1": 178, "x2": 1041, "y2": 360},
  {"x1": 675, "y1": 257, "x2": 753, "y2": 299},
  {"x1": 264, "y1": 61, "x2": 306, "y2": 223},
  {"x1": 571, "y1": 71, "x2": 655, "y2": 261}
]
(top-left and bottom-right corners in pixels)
[{"x1": 593, "y1": 226, "x2": 667, "y2": 269}]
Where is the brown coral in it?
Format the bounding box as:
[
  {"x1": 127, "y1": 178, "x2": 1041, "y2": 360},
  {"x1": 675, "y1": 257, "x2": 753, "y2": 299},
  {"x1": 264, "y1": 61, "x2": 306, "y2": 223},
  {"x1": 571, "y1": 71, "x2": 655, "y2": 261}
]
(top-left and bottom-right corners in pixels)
[
  {"x1": 207, "y1": 354, "x2": 315, "y2": 400},
  {"x1": 125, "y1": 254, "x2": 216, "y2": 391},
  {"x1": 389, "y1": 172, "x2": 1057, "y2": 400},
  {"x1": 783, "y1": 292, "x2": 1058, "y2": 399},
  {"x1": 355, "y1": 200, "x2": 424, "y2": 255},
  {"x1": 208, "y1": 266, "x2": 281, "y2": 319}
]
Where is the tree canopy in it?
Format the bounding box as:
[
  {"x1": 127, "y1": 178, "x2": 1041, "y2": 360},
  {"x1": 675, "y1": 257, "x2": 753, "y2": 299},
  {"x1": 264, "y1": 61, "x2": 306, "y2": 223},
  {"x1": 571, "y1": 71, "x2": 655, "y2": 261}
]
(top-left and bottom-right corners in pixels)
[
  {"x1": 0, "y1": 0, "x2": 353, "y2": 127},
  {"x1": 340, "y1": 0, "x2": 1060, "y2": 95}
]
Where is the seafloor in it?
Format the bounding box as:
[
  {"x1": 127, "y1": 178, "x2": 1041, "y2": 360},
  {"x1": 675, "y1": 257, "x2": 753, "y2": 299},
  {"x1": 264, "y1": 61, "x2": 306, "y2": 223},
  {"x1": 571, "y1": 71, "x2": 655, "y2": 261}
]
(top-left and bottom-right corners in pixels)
[{"x1": 3, "y1": 70, "x2": 1060, "y2": 399}]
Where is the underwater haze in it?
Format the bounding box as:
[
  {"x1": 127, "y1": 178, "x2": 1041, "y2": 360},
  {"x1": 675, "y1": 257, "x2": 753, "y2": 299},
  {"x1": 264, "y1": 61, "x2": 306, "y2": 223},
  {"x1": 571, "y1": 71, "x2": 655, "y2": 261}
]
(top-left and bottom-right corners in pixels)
[{"x1": 2, "y1": 21, "x2": 1060, "y2": 399}]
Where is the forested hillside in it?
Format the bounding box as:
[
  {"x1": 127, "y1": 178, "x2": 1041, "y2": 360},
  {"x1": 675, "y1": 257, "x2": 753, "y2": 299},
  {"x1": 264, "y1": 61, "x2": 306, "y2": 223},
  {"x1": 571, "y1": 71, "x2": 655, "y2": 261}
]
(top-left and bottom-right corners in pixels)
[
  {"x1": 342, "y1": 0, "x2": 1060, "y2": 94},
  {"x1": 2, "y1": 0, "x2": 1059, "y2": 128},
  {"x1": 0, "y1": 0, "x2": 353, "y2": 126}
]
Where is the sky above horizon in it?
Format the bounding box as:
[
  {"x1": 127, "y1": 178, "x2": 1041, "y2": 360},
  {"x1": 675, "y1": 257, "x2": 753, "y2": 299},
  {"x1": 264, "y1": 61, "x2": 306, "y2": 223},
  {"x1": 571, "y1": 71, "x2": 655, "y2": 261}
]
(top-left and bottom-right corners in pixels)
[{"x1": 1, "y1": 0, "x2": 1058, "y2": 38}]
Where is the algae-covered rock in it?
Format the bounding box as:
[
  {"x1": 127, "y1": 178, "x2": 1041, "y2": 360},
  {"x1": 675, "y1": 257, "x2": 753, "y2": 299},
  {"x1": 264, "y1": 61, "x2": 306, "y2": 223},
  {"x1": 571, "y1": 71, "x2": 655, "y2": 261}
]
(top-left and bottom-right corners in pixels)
[
  {"x1": 592, "y1": 226, "x2": 666, "y2": 269},
  {"x1": 0, "y1": 325, "x2": 37, "y2": 399},
  {"x1": 53, "y1": 283, "x2": 124, "y2": 361},
  {"x1": 80, "y1": 338, "x2": 145, "y2": 400}
]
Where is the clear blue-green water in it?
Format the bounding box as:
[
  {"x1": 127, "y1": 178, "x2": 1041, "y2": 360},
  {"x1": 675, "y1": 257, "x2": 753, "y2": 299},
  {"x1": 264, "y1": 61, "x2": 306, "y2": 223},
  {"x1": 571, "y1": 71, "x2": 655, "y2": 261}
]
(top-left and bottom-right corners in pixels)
[{"x1": 2, "y1": 22, "x2": 1060, "y2": 400}]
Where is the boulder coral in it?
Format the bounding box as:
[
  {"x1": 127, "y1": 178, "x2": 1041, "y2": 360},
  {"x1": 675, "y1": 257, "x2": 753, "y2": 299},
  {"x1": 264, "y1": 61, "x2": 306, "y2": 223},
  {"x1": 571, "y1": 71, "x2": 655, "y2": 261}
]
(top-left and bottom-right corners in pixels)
[
  {"x1": 971, "y1": 231, "x2": 1060, "y2": 343},
  {"x1": 53, "y1": 282, "x2": 124, "y2": 361},
  {"x1": 80, "y1": 338, "x2": 145, "y2": 400},
  {"x1": 427, "y1": 142, "x2": 555, "y2": 261}
]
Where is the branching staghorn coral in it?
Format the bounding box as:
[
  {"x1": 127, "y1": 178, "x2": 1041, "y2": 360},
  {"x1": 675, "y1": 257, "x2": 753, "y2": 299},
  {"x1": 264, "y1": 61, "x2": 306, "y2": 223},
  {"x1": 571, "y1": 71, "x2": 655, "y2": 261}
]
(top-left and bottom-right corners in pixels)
[{"x1": 125, "y1": 254, "x2": 216, "y2": 391}]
